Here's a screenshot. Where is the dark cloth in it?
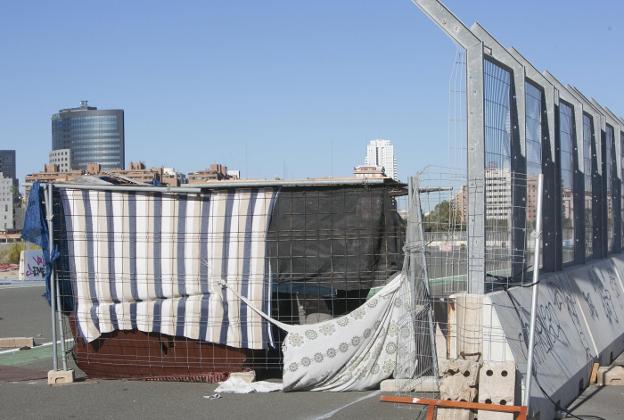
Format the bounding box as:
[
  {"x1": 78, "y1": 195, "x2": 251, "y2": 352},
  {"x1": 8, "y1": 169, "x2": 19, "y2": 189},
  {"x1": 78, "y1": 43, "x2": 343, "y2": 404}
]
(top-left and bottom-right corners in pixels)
[
  {"x1": 21, "y1": 182, "x2": 56, "y2": 304},
  {"x1": 267, "y1": 186, "x2": 405, "y2": 291}
]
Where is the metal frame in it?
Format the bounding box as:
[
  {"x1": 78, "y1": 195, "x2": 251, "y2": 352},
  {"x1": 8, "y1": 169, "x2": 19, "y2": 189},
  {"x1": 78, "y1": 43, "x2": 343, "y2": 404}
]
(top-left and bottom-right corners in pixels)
[
  {"x1": 411, "y1": 0, "x2": 485, "y2": 294},
  {"x1": 543, "y1": 71, "x2": 586, "y2": 266},
  {"x1": 508, "y1": 48, "x2": 557, "y2": 272},
  {"x1": 568, "y1": 86, "x2": 606, "y2": 259},
  {"x1": 592, "y1": 100, "x2": 623, "y2": 254},
  {"x1": 470, "y1": 23, "x2": 528, "y2": 278}
]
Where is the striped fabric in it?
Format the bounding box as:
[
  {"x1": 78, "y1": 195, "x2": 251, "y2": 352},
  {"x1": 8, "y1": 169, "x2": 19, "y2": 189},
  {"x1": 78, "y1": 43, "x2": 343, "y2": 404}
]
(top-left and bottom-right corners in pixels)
[{"x1": 59, "y1": 187, "x2": 277, "y2": 350}]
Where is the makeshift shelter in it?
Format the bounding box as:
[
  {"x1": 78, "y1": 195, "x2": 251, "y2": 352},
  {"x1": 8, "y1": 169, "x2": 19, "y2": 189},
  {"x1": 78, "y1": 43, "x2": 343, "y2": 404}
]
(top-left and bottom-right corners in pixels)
[{"x1": 37, "y1": 178, "x2": 407, "y2": 381}]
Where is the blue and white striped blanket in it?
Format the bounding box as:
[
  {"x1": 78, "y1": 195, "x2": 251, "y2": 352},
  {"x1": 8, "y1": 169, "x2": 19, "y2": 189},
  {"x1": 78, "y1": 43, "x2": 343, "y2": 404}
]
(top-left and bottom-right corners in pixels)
[{"x1": 59, "y1": 188, "x2": 277, "y2": 350}]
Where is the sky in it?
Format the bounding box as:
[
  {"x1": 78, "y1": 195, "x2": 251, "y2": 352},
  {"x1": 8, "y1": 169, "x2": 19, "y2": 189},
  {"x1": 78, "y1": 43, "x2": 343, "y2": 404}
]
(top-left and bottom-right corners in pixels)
[{"x1": 1, "y1": 0, "x2": 623, "y2": 186}]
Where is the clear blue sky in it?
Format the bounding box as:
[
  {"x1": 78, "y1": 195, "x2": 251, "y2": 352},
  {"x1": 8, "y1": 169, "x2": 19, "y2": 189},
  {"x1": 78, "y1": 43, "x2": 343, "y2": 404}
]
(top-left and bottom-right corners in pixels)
[{"x1": 1, "y1": 0, "x2": 622, "y2": 185}]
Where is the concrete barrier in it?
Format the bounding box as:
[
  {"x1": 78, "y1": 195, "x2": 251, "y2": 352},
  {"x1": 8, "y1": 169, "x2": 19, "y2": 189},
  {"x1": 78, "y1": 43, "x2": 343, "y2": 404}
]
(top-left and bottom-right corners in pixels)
[{"x1": 484, "y1": 255, "x2": 624, "y2": 420}]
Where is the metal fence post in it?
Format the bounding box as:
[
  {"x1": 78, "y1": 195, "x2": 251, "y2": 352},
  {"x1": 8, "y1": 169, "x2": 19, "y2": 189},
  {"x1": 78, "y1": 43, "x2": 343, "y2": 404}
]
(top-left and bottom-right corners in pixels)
[
  {"x1": 409, "y1": 176, "x2": 439, "y2": 381},
  {"x1": 523, "y1": 173, "x2": 544, "y2": 410},
  {"x1": 49, "y1": 184, "x2": 68, "y2": 371},
  {"x1": 46, "y1": 183, "x2": 58, "y2": 372}
]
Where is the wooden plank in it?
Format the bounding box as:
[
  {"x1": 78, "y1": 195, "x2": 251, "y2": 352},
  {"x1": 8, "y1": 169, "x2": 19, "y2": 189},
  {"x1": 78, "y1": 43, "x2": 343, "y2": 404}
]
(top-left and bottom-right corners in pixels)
[
  {"x1": 589, "y1": 362, "x2": 600, "y2": 385},
  {"x1": 380, "y1": 395, "x2": 528, "y2": 420}
]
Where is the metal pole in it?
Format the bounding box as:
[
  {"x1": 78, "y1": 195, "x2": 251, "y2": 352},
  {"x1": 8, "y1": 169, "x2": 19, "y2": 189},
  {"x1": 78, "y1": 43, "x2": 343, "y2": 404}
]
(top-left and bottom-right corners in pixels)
[
  {"x1": 409, "y1": 177, "x2": 439, "y2": 381},
  {"x1": 50, "y1": 184, "x2": 68, "y2": 371},
  {"x1": 46, "y1": 183, "x2": 59, "y2": 371},
  {"x1": 523, "y1": 173, "x2": 544, "y2": 409}
]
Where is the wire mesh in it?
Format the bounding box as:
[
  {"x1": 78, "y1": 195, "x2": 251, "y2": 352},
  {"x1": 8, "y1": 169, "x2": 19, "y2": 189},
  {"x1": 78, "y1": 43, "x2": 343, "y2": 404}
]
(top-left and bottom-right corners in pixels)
[
  {"x1": 50, "y1": 183, "x2": 407, "y2": 380},
  {"x1": 389, "y1": 169, "x2": 538, "y2": 417}
]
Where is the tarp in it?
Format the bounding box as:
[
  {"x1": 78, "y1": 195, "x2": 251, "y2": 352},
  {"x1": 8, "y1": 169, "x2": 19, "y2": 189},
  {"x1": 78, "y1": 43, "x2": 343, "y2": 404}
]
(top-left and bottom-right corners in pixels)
[
  {"x1": 267, "y1": 187, "x2": 405, "y2": 291},
  {"x1": 58, "y1": 188, "x2": 278, "y2": 349},
  {"x1": 21, "y1": 181, "x2": 58, "y2": 302}
]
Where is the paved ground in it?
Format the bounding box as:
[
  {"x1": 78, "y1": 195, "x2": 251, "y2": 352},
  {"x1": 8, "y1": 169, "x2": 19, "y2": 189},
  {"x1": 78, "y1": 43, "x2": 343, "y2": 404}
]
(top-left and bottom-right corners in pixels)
[
  {"x1": 567, "y1": 384, "x2": 624, "y2": 419},
  {"x1": 1, "y1": 282, "x2": 623, "y2": 419}
]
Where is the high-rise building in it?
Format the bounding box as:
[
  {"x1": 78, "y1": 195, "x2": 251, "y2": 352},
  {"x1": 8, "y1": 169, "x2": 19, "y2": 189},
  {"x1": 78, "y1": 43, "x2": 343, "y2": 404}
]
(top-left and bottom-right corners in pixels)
[
  {"x1": 0, "y1": 173, "x2": 15, "y2": 231},
  {"x1": 365, "y1": 139, "x2": 397, "y2": 180},
  {"x1": 0, "y1": 150, "x2": 16, "y2": 180},
  {"x1": 52, "y1": 101, "x2": 124, "y2": 170},
  {"x1": 0, "y1": 150, "x2": 18, "y2": 231}
]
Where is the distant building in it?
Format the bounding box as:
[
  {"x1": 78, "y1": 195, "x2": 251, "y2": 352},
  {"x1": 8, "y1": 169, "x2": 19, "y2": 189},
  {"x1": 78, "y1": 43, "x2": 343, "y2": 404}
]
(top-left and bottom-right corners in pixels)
[
  {"x1": 0, "y1": 151, "x2": 18, "y2": 231},
  {"x1": 353, "y1": 165, "x2": 386, "y2": 179},
  {"x1": 52, "y1": 101, "x2": 124, "y2": 170},
  {"x1": 24, "y1": 164, "x2": 84, "y2": 203},
  {"x1": 188, "y1": 163, "x2": 234, "y2": 184},
  {"x1": 0, "y1": 150, "x2": 16, "y2": 180},
  {"x1": 85, "y1": 161, "x2": 182, "y2": 187},
  {"x1": 365, "y1": 139, "x2": 397, "y2": 180},
  {"x1": 24, "y1": 161, "x2": 182, "y2": 202},
  {"x1": 227, "y1": 169, "x2": 241, "y2": 180},
  {"x1": 49, "y1": 149, "x2": 72, "y2": 172},
  {"x1": 0, "y1": 173, "x2": 15, "y2": 231},
  {"x1": 484, "y1": 167, "x2": 512, "y2": 220}
]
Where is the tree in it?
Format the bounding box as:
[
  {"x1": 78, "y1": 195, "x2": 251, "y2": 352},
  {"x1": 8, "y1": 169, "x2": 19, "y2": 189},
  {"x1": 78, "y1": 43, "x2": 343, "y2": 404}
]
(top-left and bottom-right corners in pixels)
[{"x1": 423, "y1": 200, "x2": 465, "y2": 232}]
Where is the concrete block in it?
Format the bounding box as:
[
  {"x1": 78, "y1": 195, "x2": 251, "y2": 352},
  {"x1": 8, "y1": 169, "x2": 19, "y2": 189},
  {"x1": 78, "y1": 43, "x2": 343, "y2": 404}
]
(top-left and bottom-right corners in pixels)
[
  {"x1": 379, "y1": 376, "x2": 438, "y2": 393},
  {"x1": 228, "y1": 371, "x2": 255, "y2": 383},
  {"x1": 478, "y1": 361, "x2": 515, "y2": 404},
  {"x1": 597, "y1": 366, "x2": 624, "y2": 386},
  {"x1": 440, "y1": 375, "x2": 477, "y2": 402},
  {"x1": 478, "y1": 361, "x2": 515, "y2": 420},
  {"x1": 0, "y1": 337, "x2": 35, "y2": 348},
  {"x1": 437, "y1": 408, "x2": 475, "y2": 420},
  {"x1": 444, "y1": 359, "x2": 480, "y2": 387},
  {"x1": 47, "y1": 369, "x2": 74, "y2": 385}
]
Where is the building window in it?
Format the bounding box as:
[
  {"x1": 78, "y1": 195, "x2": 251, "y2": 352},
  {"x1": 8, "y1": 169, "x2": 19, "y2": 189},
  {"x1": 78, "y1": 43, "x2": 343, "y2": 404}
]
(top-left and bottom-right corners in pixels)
[
  {"x1": 525, "y1": 81, "x2": 543, "y2": 269},
  {"x1": 583, "y1": 114, "x2": 594, "y2": 259},
  {"x1": 484, "y1": 58, "x2": 513, "y2": 278},
  {"x1": 606, "y1": 124, "x2": 615, "y2": 252},
  {"x1": 559, "y1": 101, "x2": 575, "y2": 264}
]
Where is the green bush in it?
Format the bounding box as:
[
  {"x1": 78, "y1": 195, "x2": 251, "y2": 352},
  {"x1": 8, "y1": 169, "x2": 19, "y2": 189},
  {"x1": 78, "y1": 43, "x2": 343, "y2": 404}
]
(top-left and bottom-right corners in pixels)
[{"x1": 0, "y1": 242, "x2": 28, "y2": 264}]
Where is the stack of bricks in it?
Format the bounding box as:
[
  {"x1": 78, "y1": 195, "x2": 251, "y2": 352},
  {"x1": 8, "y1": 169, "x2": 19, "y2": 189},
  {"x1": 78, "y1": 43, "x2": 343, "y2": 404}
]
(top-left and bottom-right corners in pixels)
[{"x1": 438, "y1": 359, "x2": 480, "y2": 420}]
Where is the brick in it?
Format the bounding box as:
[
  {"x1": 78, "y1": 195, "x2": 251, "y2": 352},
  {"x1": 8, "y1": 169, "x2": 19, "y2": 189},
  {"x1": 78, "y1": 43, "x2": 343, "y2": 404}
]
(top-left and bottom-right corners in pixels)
[{"x1": 48, "y1": 369, "x2": 74, "y2": 385}]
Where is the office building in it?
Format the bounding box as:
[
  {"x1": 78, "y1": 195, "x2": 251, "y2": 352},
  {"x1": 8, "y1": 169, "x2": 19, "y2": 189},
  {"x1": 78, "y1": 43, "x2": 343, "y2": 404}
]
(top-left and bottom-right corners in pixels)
[
  {"x1": 52, "y1": 101, "x2": 124, "y2": 170},
  {"x1": 0, "y1": 173, "x2": 15, "y2": 231},
  {"x1": 365, "y1": 139, "x2": 397, "y2": 180},
  {"x1": 49, "y1": 149, "x2": 72, "y2": 172},
  {"x1": 0, "y1": 150, "x2": 16, "y2": 180}
]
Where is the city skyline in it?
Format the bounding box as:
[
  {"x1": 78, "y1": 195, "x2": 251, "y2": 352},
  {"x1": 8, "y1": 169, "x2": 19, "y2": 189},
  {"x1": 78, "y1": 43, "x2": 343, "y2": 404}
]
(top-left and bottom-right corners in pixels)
[{"x1": 1, "y1": 1, "x2": 622, "y2": 184}]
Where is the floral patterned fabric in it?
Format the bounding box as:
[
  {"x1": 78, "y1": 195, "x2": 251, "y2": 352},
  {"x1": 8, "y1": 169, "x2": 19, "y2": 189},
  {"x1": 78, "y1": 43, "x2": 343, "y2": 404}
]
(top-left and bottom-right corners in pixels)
[{"x1": 281, "y1": 271, "x2": 417, "y2": 391}]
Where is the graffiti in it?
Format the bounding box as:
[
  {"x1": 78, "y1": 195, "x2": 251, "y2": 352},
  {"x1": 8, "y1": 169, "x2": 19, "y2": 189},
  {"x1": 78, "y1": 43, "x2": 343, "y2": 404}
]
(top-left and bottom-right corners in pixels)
[
  {"x1": 19, "y1": 250, "x2": 46, "y2": 281},
  {"x1": 581, "y1": 290, "x2": 599, "y2": 320},
  {"x1": 609, "y1": 272, "x2": 621, "y2": 299},
  {"x1": 599, "y1": 272, "x2": 620, "y2": 324},
  {"x1": 534, "y1": 283, "x2": 593, "y2": 364}
]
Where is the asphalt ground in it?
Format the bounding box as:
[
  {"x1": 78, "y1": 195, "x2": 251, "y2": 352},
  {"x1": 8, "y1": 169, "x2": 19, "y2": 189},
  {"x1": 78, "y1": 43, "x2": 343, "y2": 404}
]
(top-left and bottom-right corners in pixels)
[{"x1": 1, "y1": 282, "x2": 623, "y2": 419}]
